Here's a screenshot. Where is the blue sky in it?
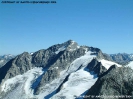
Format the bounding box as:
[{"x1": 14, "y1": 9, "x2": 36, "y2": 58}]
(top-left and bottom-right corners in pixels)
[{"x1": 0, "y1": 0, "x2": 133, "y2": 55}]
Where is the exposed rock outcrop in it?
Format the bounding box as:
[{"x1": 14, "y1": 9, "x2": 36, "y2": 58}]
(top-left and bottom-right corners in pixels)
[
  {"x1": 85, "y1": 65, "x2": 133, "y2": 99},
  {"x1": 86, "y1": 58, "x2": 107, "y2": 77}
]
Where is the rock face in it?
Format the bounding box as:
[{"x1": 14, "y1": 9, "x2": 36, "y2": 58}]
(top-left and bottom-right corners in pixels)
[
  {"x1": 85, "y1": 65, "x2": 133, "y2": 99},
  {"x1": 34, "y1": 48, "x2": 87, "y2": 94},
  {"x1": 86, "y1": 58, "x2": 107, "y2": 77},
  {"x1": 102, "y1": 53, "x2": 114, "y2": 61},
  {"x1": 34, "y1": 68, "x2": 60, "y2": 95},
  {"x1": 0, "y1": 52, "x2": 32, "y2": 84}
]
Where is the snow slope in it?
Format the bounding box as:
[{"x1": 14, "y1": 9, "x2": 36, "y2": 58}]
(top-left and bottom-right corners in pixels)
[
  {"x1": 126, "y1": 61, "x2": 133, "y2": 69},
  {"x1": 50, "y1": 51, "x2": 97, "y2": 99},
  {"x1": 35, "y1": 51, "x2": 97, "y2": 99},
  {"x1": 0, "y1": 60, "x2": 4, "y2": 63},
  {"x1": 51, "y1": 69, "x2": 97, "y2": 99},
  {"x1": 50, "y1": 51, "x2": 123, "y2": 99},
  {"x1": 1, "y1": 67, "x2": 44, "y2": 99},
  {"x1": 99, "y1": 59, "x2": 122, "y2": 70},
  {"x1": 67, "y1": 51, "x2": 96, "y2": 73}
]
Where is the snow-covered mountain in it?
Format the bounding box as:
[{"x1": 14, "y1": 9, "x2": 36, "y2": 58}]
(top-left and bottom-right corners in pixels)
[
  {"x1": 109, "y1": 53, "x2": 133, "y2": 65},
  {"x1": 0, "y1": 40, "x2": 133, "y2": 99}
]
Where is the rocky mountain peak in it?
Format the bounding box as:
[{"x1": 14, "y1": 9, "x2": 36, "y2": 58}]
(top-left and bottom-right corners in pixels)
[
  {"x1": 0, "y1": 40, "x2": 132, "y2": 99},
  {"x1": 61, "y1": 40, "x2": 79, "y2": 51}
]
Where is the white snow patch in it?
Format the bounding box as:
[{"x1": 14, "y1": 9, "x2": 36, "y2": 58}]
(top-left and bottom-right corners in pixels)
[
  {"x1": 77, "y1": 46, "x2": 80, "y2": 48},
  {"x1": 68, "y1": 42, "x2": 79, "y2": 51},
  {"x1": 99, "y1": 59, "x2": 122, "y2": 70},
  {"x1": 69, "y1": 48, "x2": 77, "y2": 51},
  {"x1": 71, "y1": 40, "x2": 75, "y2": 44},
  {"x1": 84, "y1": 48, "x2": 88, "y2": 53},
  {"x1": 51, "y1": 69, "x2": 97, "y2": 99},
  {"x1": 55, "y1": 67, "x2": 58, "y2": 69},
  {"x1": 130, "y1": 55, "x2": 133, "y2": 58},
  {"x1": 0, "y1": 60, "x2": 4, "y2": 63},
  {"x1": 1, "y1": 67, "x2": 44, "y2": 98},
  {"x1": 67, "y1": 51, "x2": 96, "y2": 73},
  {"x1": 55, "y1": 46, "x2": 66, "y2": 54},
  {"x1": 35, "y1": 72, "x2": 68, "y2": 99},
  {"x1": 51, "y1": 67, "x2": 59, "y2": 70},
  {"x1": 30, "y1": 52, "x2": 34, "y2": 55},
  {"x1": 126, "y1": 61, "x2": 133, "y2": 69}
]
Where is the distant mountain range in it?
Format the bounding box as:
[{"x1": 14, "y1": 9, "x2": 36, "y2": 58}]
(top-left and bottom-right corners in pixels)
[
  {"x1": 1, "y1": 52, "x2": 132, "y2": 68},
  {"x1": 102, "y1": 53, "x2": 133, "y2": 65},
  {"x1": 0, "y1": 54, "x2": 15, "y2": 68},
  {"x1": 109, "y1": 53, "x2": 133, "y2": 65},
  {"x1": 0, "y1": 40, "x2": 133, "y2": 99}
]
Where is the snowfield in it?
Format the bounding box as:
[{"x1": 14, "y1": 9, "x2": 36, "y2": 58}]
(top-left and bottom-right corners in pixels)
[
  {"x1": 1, "y1": 67, "x2": 44, "y2": 99},
  {"x1": 51, "y1": 69, "x2": 97, "y2": 99},
  {"x1": 50, "y1": 51, "x2": 97, "y2": 99},
  {"x1": 99, "y1": 59, "x2": 122, "y2": 70},
  {"x1": 35, "y1": 51, "x2": 97, "y2": 99},
  {"x1": 67, "y1": 51, "x2": 96, "y2": 73},
  {"x1": 0, "y1": 60, "x2": 4, "y2": 63}
]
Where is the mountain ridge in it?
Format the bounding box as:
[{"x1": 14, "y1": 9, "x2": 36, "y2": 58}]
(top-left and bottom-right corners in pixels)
[{"x1": 0, "y1": 40, "x2": 133, "y2": 99}]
